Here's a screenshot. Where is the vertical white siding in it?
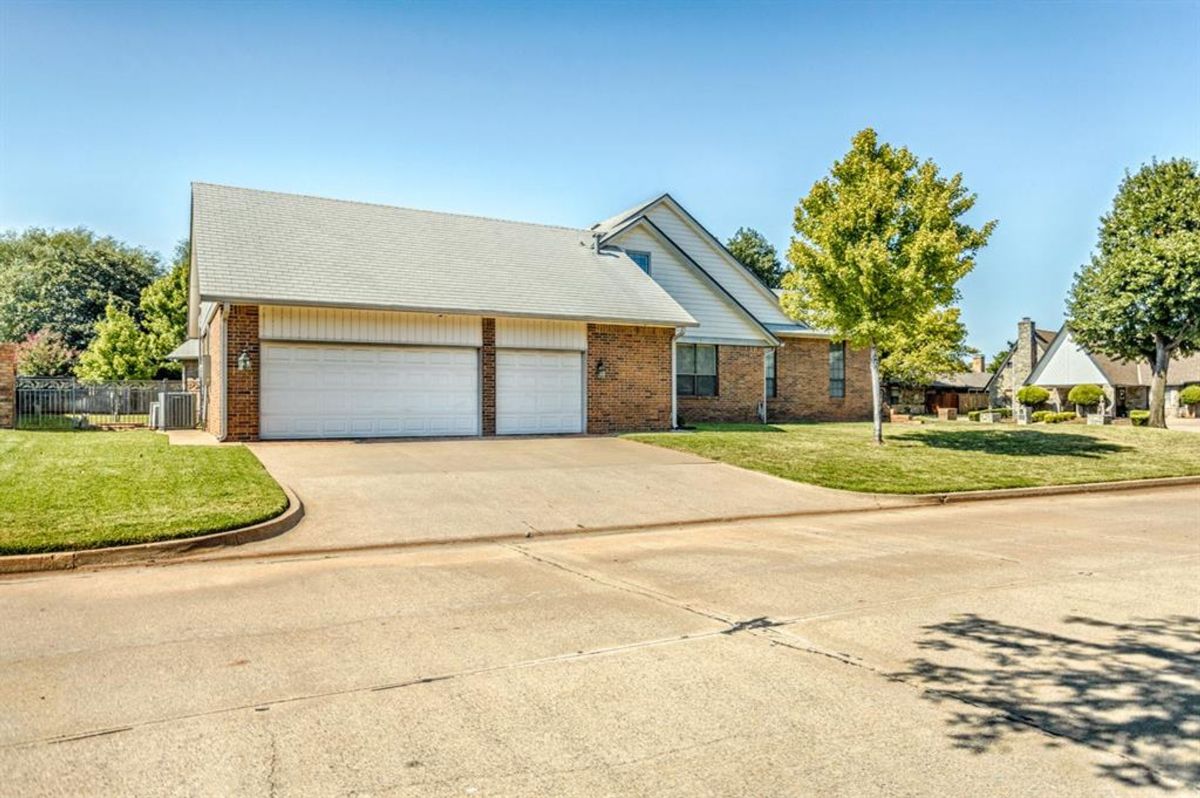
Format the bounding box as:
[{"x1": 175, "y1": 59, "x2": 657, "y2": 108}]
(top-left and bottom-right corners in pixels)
[
  {"x1": 1031, "y1": 331, "x2": 1109, "y2": 386},
  {"x1": 646, "y1": 204, "x2": 793, "y2": 326},
  {"x1": 495, "y1": 318, "x2": 587, "y2": 350},
  {"x1": 259, "y1": 306, "x2": 482, "y2": 346},
  {"x1": 611, "y1": 226, "x2": 766, "y2": 343}
]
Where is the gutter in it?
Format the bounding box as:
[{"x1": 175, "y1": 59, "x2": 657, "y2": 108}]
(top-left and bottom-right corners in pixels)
[
  {"x1": 220, "y1": 302, "x2": 229, "y2": 441},
  {"x1": 671, "y1": 327, "x2": 685, "y2": 428}
]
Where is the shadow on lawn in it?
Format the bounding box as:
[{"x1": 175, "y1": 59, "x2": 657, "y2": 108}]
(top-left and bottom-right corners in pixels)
[
  {"x1": 893, "y1": 429, "x2": 1130, "y2": 458},
  {"x1": 894, "y1": 613, "x2": 1200, "y2": 789}
]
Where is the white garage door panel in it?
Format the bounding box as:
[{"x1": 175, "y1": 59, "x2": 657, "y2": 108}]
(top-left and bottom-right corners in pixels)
[
  {"x1": 496, "y1": 350, "x2": 584, "y2": 435},
  {"x1": 261, "y1": 343, "x2": 479, "y2": 439}
]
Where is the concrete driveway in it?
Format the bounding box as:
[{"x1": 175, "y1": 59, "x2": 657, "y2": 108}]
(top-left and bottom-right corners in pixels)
[
  {"x1": 246, "y1": 436, "x2": 912, "y2": 554},
  {"x1": 2, "y1": 486, "x2": 1196, "y2": 795}
]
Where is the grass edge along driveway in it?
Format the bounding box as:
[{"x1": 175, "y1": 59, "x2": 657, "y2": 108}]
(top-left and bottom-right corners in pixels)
[
  {"x1": 0, "y1": 430, "x2": 288, "y2": 555},
  {"x1": 625, "y1": 421, "x2": 1200, "y2": 494}
]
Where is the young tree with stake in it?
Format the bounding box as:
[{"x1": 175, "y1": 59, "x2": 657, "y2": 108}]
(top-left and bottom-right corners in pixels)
[{"x1": 782, "y1": 129, "x2": 995, "y2": 444}]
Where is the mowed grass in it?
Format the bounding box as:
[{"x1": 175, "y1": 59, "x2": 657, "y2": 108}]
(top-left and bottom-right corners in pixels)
[
  {"x1": 625, "y1": 421, "x2": 1200, "y2": 494},
  {"x1": 0, "y1": 430, "x2": 288, "y2": 554}
]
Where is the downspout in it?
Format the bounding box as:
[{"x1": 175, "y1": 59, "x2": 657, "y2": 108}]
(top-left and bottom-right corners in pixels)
[
  {"x1": 220, "y1": 302, "x2": 230, "y2": 441},
  {"x1": 671, "y1": 327, "x2": 685, "y2": 428}
]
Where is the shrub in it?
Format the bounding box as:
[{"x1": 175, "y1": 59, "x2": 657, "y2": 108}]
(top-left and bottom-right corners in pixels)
[
  {"x1": 1016, "y1": 385, "x2": 1050, "y2": 406},
  {"x1": 1031, "y1": 410, "x2": 1052, "y2": 423},
  {"x1": 1130, "y1": 410, "x2": 1150, "y2": 427},
  {"x1": 1054, "y1": 411, "x2": 1077, "y2": 423},
  {"x1": 1067, "y1": 384, "x2": 1104, "y2": 407},
  {"x1": 988, "y1": 406, "x2": 1012, "y2": 418},
  {"x1": 1180, "y1": 384, "x2": 1200, "y2": 407},
  {"x1": 15, "y1": 329, "x2": 76, "y2": 376},
  {"x1": 968, "y1": 411, "x2": 981, "y2": 422}
]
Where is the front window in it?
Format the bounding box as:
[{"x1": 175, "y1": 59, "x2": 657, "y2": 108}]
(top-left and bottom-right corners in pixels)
[
  {"x1": 627, "y1": 250, "x2": 651, "y2": 274},
  {"x1": 765, "y1": 349, "x2": 777, "y2": 398},
  {"x1": 829, "y1": 341, "x2": 846, "y2": 398},
  {"x1": 677, "y1": 343, "x2": 718, "y2": 396}
]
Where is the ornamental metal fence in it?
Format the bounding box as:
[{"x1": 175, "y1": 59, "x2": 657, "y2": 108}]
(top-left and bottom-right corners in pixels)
[{"x1": 15, "y1": 377, "x2": 197, "y2": 430}]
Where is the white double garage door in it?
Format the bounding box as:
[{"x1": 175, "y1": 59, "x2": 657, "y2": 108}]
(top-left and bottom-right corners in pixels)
[{"x1": 260, "y1": 342, "x2": 584, "y2": 440}]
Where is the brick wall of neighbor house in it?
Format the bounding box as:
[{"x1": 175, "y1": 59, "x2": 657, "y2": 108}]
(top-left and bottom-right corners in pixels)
[
  {"x1": 204, "y1": 306, "x2": 224, "y2": 438},
  {"x1": 768, "y1": 338, "x2": 872, "y2": 422},
  {"x1": 0, "y1": 342, "x2": 16, "y2": 428},
  {"x1": 677, "y1": 344, "x2": 765, "y2": 424},
  {"x1": 481, "y1": 318, "x2": 496, "y2": 436},
  {"x1": 224, "y1": 305, "x2": 260, "y2": 442},
  {"x1": 586, "y1": 324, "x2": 673, "y2": 433}
]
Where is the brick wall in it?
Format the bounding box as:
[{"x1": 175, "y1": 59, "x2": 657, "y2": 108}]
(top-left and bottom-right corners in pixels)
[
  {"x1": 768, "y1": 337, "x2": 872, "y2": 422},
  {"x1": 587, "y1": 324, "x2": 673, "y2": 433},
  {"x1": 204, "y1": 306, "x2": 223, "y2": 438},
  {"x1": 224, "y1": 305, "x2": 260, "y2": 441},
  {"x1": 481, "y1": 318, "x2": 496, "y2": 436},
  {"x1": 0, "y1": 342, "x2": 16, "y2": 429},
  {"x1": 677, "y1": 344, "x2": 764, "y2": 424}
]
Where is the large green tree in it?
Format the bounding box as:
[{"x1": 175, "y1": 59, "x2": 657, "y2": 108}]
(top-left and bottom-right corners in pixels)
[
  {"x1": 139, "y1": 240, "x2": 190, "y2": 373},
  {"x1": 1067, "y1": 158, "x2": 1200, "y2": 428},
  {"x1": 726, "y1": 227, "x2": 783, "y2": 288},
  {"x1": 74, "y1": 301, "x2": 159, "y2": 382},
  {"x1": 878, "y1": 306, "x2": 973, "y2": 386},
  {"x1": 0, "y1": 228, "x2": 159, "y2": 351},
  {"x1": 783, "y1": 128, "x2": 996, "y2": 444}
]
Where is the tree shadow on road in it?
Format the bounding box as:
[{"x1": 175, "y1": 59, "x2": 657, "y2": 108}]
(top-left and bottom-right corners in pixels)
[
  {"x1": 893, "y1": 613, "x2": 1200, "y2": 789},
  {"x1": 893, "y1": 429, "x2": 1130, "y2": 458}
]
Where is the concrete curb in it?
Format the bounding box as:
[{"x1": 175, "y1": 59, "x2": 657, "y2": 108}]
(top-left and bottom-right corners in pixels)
[
  {"x1": 914, "y1": 474, "x2": 1200, "y2": 504},
  {"x1": 0, "y1": 485, "x2": 304, "y2": 574}
]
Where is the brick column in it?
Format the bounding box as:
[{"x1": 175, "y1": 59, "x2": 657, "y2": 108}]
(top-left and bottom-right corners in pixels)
[
  {"x1": 225, "y1": 305, "x2": 260, "y2": 441},
  {"x1": 0, "y1": 342, "x2": 16, "y2": 429},
  {"x1": 481, "y1": 318, "x2": 496, "y2": 436}
]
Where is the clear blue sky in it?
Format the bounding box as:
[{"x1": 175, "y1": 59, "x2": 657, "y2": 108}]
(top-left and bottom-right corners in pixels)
[{"x1": 2, "y1": 1, "x2": 1197, "y2": 357}]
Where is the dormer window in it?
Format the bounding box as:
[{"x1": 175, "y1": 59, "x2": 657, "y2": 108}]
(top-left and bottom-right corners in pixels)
[{"x1": 626, "y1": 250, "x2": 651, "y2": 274}]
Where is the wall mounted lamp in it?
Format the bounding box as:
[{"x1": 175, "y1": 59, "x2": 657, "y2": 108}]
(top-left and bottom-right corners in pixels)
[{"x1": 237, "y1": 349, "x2": 253, "y2": 371}]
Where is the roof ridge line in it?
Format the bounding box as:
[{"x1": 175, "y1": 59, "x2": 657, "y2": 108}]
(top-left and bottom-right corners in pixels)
[{"x1": 191, "y1": 182, "x2": 591, "y2": 234}]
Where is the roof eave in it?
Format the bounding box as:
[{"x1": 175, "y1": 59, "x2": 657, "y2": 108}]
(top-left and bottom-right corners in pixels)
[{"x1": 197, "y1": 292, "x2": 698, "y2": 330}]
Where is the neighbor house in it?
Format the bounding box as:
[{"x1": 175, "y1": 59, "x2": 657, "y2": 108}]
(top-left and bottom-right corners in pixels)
[
  {"x1": 187, "y1": 184, "x2": 870, "y2": 441},
  {"x1": 1025, "y1": 327, "x2": 1200, "y2": 417},
  {"x1": 986, "y1": 317, "x2": 1057, "y2": 409},
  {"x1": 887, "y1": 355, "x2": 992, "y2": 416}
]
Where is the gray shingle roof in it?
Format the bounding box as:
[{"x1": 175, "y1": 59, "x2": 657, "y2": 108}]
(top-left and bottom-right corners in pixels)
[{"x1": 191, "y1": 184, "x2": 696, "y2": 328}]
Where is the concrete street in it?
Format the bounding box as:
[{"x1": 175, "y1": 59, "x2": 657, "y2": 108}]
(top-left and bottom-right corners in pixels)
[{"x1": 1, "y1": 486, "x2": 1197, "y2": 796}]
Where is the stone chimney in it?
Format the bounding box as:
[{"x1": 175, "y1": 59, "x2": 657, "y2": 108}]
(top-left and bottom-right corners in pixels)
[
  {"x1": 1013, "y1": 318, "x2": 1037, "y2": 385},
  {"x1": 971, "y1": 354, "x2": 985, "y2": 373}
]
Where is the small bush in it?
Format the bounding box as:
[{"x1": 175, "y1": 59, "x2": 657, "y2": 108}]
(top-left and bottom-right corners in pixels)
[
  {"x1": 968, "y1": 411, "x2": 981, "y2": 422},
  {"x1": 1016, "y1": 385, "x2": 1050, "y2": 406},
  {"x1": 1031, "y1": 410, "x2": 1052, "y2": 423},
  {"x1": 1067, "y1": 384, "x2": 1104, "y2": 406},
  {"x1": 1053, "y1": 411, "x2": 1077, "y2": 423},
  {"x1": 1180, "y1": 384, "x2": 1200, "y2": 407},
  {"x1": 1130, "y1": 410, "x2": 1150, "y2": 427},
  {"x1": 988, "y1": 406, "x2": 1012, "y2": 418}
]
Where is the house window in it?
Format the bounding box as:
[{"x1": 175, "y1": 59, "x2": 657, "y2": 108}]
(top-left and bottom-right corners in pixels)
[
  {"x1": 627, "y1": 250, "x2": 651, "y2": 274},
  {"x1": 829, "y1": 341, "x2": 846, "y2": 398},
  {"x1": 765, "y1": 349, "x2": 777, "y2": 398},
  {"x1": 677, "y1": 343, "x2": 718, "y2": 396}
]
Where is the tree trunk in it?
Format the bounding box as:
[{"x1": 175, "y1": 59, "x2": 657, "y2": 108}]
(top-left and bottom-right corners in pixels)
[
  {"x1": 1148, "y1": 335, "x2": 1170, "y2": 429},
  {"x1": 869, "y1": 343, "x2": 883, "y2": 445}
]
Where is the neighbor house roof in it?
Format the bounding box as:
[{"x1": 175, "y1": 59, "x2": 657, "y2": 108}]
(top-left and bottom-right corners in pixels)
[
  {"x1": 191, "y1": 183, "x2": 697, "y2": 328},
  {"x1": 166, "y1": 338, "x2": 200, "y2": 361},
  {"x1": 1026, "y1": 326, "x2": 1200, "y2": 387},
  {"x1": 930, "y1": 371, "x2": 992, "y2": 391}
]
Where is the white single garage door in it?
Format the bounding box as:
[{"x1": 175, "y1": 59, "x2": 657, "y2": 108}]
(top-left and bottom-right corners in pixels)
[
  {"x1": 260, "y1": 343, "x2": 479, "y2": 440},
  {"x1": 496, "y1": 350, "x2": 584, "y2": 435}
]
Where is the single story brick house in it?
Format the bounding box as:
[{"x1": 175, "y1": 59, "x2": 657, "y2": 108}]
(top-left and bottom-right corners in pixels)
[
  {"x1": 1025, "y1": 326, "x2": 1200, "y2": 417},
  {"x1": 188, "y1": 184, "x2": 870, "y2": 441}
]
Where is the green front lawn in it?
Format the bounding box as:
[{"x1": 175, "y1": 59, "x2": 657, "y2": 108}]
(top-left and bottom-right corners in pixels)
[
  {"x1": 0, "y1": 431, "x2": 288, "y2": 554},
  {"x1": 626, "y1": 421, "x2": 1200, "y2": 494}
]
